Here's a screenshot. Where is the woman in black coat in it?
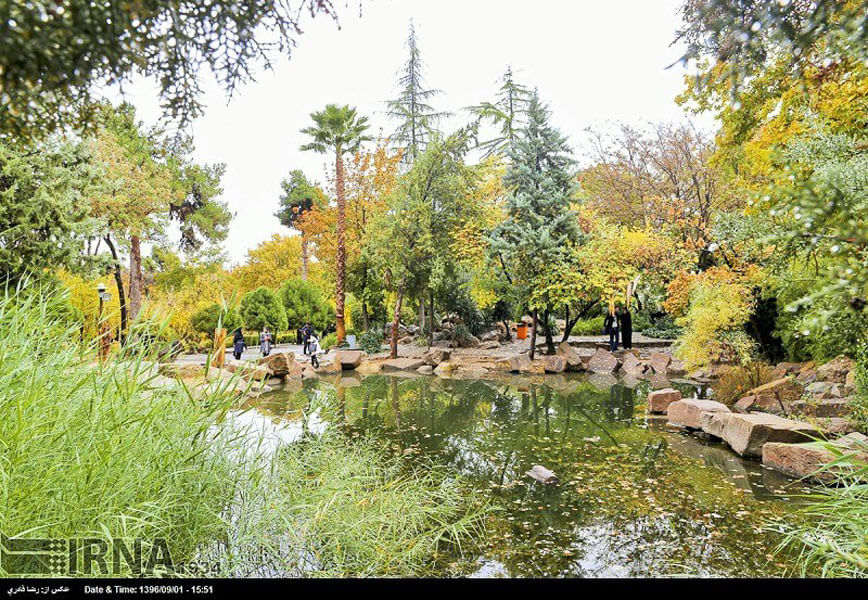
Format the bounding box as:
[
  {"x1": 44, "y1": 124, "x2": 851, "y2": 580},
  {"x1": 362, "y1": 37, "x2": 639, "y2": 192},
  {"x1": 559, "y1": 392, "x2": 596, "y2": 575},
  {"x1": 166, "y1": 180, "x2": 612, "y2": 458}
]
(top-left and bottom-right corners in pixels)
[
  {"x1": 617, "y1": 307, "x2": 633, "y2": 350},
  {"x1": 232, "y1": 328, "x2": 246, "y2": 360}
]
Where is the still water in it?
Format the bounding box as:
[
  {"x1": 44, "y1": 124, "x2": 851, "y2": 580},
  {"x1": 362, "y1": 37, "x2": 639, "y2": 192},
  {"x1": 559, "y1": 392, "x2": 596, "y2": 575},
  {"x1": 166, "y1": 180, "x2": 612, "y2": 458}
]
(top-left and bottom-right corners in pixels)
[{"x1": 249, "y1": 373, "x2": 812, "y2": 577}]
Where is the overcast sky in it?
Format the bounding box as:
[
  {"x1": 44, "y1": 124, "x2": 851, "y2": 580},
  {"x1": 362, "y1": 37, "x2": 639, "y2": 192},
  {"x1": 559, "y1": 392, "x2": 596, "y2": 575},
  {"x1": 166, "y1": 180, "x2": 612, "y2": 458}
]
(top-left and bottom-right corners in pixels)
[{"x1": 116, "y1": 0, "x2": 715, "y2": 265}]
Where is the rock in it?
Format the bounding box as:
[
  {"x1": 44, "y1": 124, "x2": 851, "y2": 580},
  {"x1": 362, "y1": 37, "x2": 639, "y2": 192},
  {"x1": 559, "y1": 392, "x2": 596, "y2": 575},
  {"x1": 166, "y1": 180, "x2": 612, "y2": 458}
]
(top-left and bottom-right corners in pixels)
[
  {"x1": 762, "y1": 433, "x2": 868, "y2": 484},
  {"x1": 452, "y1": 363, "x2": 490, "y2": 378},
  {"x1": 620, "y1": 352, "x2": 646, "y2": 376},
  {"x1": 423, "y1": 347, "x2": 451, "y2": 366},
  {"x1": 224, "y1": 360, "x2": 269, "y2": 381},
  {"x1": 771, "y1": 362, "x2": 806, "y2": 379},
  {"x1": 355, "y1": 360, "x2": 383, "y2": 375},
  {"x1": 649, "y1": 352, "x2": 671, "y2": 374},
  {"x1": 542, "y1": 355, "x2": 566, "y2": 373},
  {"x1": 699, "y1": 411, "x2": 819, "y2": 458},
  {"x1": 814, "y1": 417, "x2": 857, "y2": 435},
  {"x1": 334, "y1": 350, "x2": 364, "y2": 370},
  {"x1": 480, "y1": 330, "x2": 499, "y2": 342},
  {"x1": 587, "y1": 349, "x2": 620, "y2": 373},
  {"x1": 498, "y1": 354, "x2": 533, "y2": 373},
  {"x1": 433, "y1": 361, "x2": 454, "y2": 377},
  {"x1": 667, "y1": 358, "x2": 687, "y2": 376},
  {"x1": 587, "y1": 373, "x2": 619, "y2": 390},
  {"x1": 417, "y1": 365, "x2": 434, "y2": 374},
  {"x1": 556, "y1": 342, "x2": 586, "y2": 372},
  {"x1": 667, "y1": 399, "x2": 731, "y2": 429},
  {"x1": 266, "y1": 377, "x2": 283, "y2": 386},
  {"x1": 316, "y1": 359, "x2": 342, "y2": 374},
  {"x1": 845, "y1": 369, "x2": 856, "y2": 393},
  {"x1": 526, "y1": 465, "x2": 559, "y2": 485},
  {"x1": 804, "y1": 381, "x2": 843, "y2": 399},
  {"x1": 398, "y1": 335, "x2": 415, "y2": 345},
  {"x1": 796, "y1": 368, "x2": 818, "y2": 385},
  {"x1": 301, "y1": 365, "x2": 318, "y2": 379},
  {"x1": 741, "y1": 378, "x2": 804, "y2": 414},
  {"x1": 817, "y1": 356, "x2": 855, "y2": 384},
  {"x1": 649, "y1": 374, "x2": 671, "y2": 389},
  {"x1": 479, "y1": 340, "x2": 500, "y2": 350},
  {"x1": 259, "y1": 352, "x2": 301, "y2": 378},
  {"x1": 159, "y1": 362, "x2": 206, "y2": 379},
  {"x1": 647, "y1": 388, "x2": 682, "y2": 414},
  {"x1": 382, "y1": 357, "x2": 426, "y2": 371}
]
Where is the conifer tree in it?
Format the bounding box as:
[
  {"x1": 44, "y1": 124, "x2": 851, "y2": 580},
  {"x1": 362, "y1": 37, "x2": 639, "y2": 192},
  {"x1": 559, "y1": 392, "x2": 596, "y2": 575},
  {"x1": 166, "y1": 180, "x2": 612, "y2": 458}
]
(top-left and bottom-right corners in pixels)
[
  {"x1": 489, "y1": 92, "x2": 580, "y2": 357},
  {"x1": 386, "y1": 21, "x2": 448, "y2": 164},
  {"x1": 469, "y1": 67, "x2": 531, "y2": 158}
]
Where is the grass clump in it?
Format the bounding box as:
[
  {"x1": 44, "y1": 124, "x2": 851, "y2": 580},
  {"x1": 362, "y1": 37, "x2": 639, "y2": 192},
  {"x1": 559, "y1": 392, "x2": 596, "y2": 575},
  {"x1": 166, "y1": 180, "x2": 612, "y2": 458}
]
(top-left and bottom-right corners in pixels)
[{"x1": 711, "y1": 362, "x2": 776, "y2": 406}]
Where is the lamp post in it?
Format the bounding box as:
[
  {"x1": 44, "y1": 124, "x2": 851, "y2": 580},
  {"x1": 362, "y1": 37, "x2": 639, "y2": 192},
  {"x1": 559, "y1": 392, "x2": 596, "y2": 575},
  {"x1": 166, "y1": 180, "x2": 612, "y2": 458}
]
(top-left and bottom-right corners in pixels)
[{"x1": 96, "y1": 283, "x2": 110, "y2": 360}]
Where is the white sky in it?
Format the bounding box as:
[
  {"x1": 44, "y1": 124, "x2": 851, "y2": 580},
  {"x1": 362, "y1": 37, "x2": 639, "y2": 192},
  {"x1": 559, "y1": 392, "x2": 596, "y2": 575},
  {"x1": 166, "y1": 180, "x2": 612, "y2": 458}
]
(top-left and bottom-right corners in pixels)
[{"x1": 116, "y1": 0, "x2": 715, "y2": 265}]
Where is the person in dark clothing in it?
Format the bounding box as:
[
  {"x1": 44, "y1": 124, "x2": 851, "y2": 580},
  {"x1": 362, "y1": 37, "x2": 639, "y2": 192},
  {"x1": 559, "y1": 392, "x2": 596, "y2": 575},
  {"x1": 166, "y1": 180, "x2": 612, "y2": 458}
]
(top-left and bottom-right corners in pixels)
[
  {"x1": 232, "y1": 328, "x2": 246, "y2": 360},
  {"x1": 301, "y1": 323, "x2": 311, "y2": 355},
  {"x1": 617, "y1": 306, "x2": 633, "y2": 350},
  {"x1": 603, "y1": 311, "x2": 619, "y2": 352}
]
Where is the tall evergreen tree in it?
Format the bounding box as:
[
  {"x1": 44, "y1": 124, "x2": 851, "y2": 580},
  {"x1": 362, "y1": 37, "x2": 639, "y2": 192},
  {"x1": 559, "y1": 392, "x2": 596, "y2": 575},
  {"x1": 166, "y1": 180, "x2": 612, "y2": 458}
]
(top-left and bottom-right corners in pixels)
[
  {"x1": 385, "y1": 21, "x2": 448, "y2": 164},
  {"x1": 469, "y1": 67, "x2": 531, "y2": 158},
  {"x1": 489, "y1": 92, "x2": 580, "y2": 357},
  {"x1": 275, "y1": 170, "x2": 327, "y2": 281}
]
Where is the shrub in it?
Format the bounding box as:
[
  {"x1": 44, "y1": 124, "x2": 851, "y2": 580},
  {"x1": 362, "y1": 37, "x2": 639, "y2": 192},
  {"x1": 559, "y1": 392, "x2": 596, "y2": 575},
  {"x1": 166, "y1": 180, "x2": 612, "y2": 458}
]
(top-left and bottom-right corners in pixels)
[
  {"x1": 240, "y1": 286, "x2": 287, "y2": 332},
  {"x1": 278, "y1": 278, "x2": 333, "y2": 332},
  {"x1": 191, "y1": 302, "x2": 242, "y2": 337},
  {"x1": 320, "y1": 332, "x2": 338, "y2": 351},
  {"x1": 358, "y1": 329, "x2": 384, "y2": 354},
  {"x1": 712, "y1": 363, "x2": 776, "y2": 406},
  {"x1": 571, "y1": 316, "x2": 605, "y2": 336}
]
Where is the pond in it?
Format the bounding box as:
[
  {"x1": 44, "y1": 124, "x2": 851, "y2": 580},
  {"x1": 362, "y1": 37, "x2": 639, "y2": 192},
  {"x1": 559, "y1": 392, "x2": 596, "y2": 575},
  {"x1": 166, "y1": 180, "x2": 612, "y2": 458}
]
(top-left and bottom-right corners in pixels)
[{"x1": 248, "y1": 373, "x2": 814, "y2": 577}]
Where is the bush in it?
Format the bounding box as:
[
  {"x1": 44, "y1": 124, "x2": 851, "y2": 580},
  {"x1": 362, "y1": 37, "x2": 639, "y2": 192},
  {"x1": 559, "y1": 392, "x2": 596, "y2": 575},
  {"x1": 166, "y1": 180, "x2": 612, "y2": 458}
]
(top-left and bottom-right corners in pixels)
[
  {"x1": 278, "y1": 278, "x2": 333, "y2": 332},
  {"x1": 712, "y1": 363, "x2": 776, "y2": 406},
  {"x1": 240, "y1": 286, "x2": 287, "y2": 332},
  {"x1": 571, "y1": 316, "x2": 605, "y2": 336},
  {"x1": 320, "y1": 332, "x2": 338, "y2": 351},
  {"x1": 358, "y1": 329, "x2": 384, "y2": 354},
  {"x1": 191, "y1": 302, "x2": 242, "y2": 337}
]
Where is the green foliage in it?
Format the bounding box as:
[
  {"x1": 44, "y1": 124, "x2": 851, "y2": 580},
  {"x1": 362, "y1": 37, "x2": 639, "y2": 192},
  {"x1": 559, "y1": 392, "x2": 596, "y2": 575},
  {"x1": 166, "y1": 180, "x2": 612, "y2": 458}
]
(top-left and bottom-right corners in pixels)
[
  {"x1": 386, "y1": 21, "x2": 447, "y2": 163},
  {"x1": 469, "y1": 66, "x2": 531, "y2": 158},
  {"x1": 240, "y1": 286, "x2": 287, "y2": 332},
  {"x1": 570, "y1": 316, "x2": 605, "y2": 336},
  {"x1": 320, "y1": 332, "x2": 338, "y2": 351},
  {"x1": 0, "y1": 1, "x2": 336, "y2": 142},
  {"x1": 0, "y1": 289, "x2": 256, "y2": 572},
  {"x1": 852, "y1": 344, "x2": 868, "y2": 434},
  {"x1": 278, "y1": 278, "x2": 333, "y2": 331},
  {"x1": 0, "y1": 139, "x2": 98, "y2": 283},
  {"x1": 358, "y1": 329, "x2": 385, "y2": 355},
  {"x1": 300, "y1": 104, "x2": 372, "y2": 157},
  {"x1": 275, "y1": 170, "x2": 327, "y2": 230},
  {"x1": 190, "y1": 302, "x2": 242, "y2": 337}
]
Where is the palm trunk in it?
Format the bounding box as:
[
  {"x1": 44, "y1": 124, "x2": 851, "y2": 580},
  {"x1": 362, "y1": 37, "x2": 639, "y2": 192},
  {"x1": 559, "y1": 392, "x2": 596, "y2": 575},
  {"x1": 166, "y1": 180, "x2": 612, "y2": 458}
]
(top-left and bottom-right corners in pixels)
[
  {"x1": 427, "y1": 289, "x2": 434, "y2": 347},
  {"x1": 301, "y1": 234, "x2": 309, "y2": 281},
  {"x1": 390, "y1": 287, "x2": 404, "y2": 359},
  {"x1": 128, "y1": 234, "x2": 143, "y2": 323},
  {"x1": 335, "y1": 148, "x2": 347, "y2": 343},
  {"x1": 529, "y1": 310, "x2": 538, "y2": 361},
  {"x1": 103, "y1": 234, "x2": 127, "y2": 344}
]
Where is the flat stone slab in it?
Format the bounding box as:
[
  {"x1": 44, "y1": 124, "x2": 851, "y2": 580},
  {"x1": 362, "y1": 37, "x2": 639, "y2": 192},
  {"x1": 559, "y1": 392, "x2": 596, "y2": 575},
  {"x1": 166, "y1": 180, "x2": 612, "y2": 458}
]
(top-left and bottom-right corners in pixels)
[
  {"x1": 334, "y1": 350, "x2": 364, "y2": 369},
  {"x1": 647, "y1": 388, "x2": 682, "y2": 414},
  {"x1": 667, "y1": 399, "x2": 730, "y2": 429},
  {"x1": 762, "y1": 433, "x2": 868, "y2": 483},
  {"x1": 587, "y1": 348, "x2": 620, "y2": 373},
  {"x1": 526, "y1": 465, "x2": 559, "y2": 484},
  {"x1": 382, "y1": 357, "x2": 426, "y2": 371},
  {"x1": 649, "y1": 352, "x2": 671, "y2": 374},
  {"x1": 700, "y1": 411, "x2": 819, "y2": 458}
]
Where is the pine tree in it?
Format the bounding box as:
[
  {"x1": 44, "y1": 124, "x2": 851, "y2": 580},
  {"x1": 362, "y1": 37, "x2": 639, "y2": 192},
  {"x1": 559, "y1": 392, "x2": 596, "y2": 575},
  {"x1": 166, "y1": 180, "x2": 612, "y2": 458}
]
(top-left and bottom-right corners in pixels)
[
  {"x1": 469, "y1": 67, "x2": 531, "y2": 158},
  {"x1": 275, "y1": 170, "x2": 327, "y2": 281},
  {"x1": 489, "y1": 92, "x2": 580, "y2": 357},
  {"x1": 386, "y1": 21, "x2": 448, "y2": 164}
]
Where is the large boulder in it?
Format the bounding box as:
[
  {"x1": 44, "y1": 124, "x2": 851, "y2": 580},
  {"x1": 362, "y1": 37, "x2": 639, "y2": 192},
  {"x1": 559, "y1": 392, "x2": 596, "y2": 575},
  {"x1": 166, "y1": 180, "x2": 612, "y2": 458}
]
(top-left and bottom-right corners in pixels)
[
  {"x1": 817, "y1": 356, "x2": 855, "y2": 384},
  {"x1": 647, "y1": 388, "x2": 682, "y2": 414},
  {"x1": 259, "y1": 352, "x2": 302, "y2": 378},
  {"x1": 740, "y1": 378, "x2": 804, "y2": 413},
  {"x1": 224, "y1": 360, "x2": 270, "y2": 381},
  {"x1": 667, "y1": 399, "x2": 730, "y2": 429},
  {"x1": 762, "y1": 433, "x2": 868, "y2": 484},
  {"x1": 771, "y1": 362, "x2": 807, "y2": 379},
  {"x1": 699, "y1": 411, "x2": 818, "y2": 458},
  {"x1": 649, "y1": 352, "x2": 671, "y2": 375},
  {"x1": 620, "y1": 352, "x2": 646, "y2": 376},
  {"x1": 556, "y1": 342, "x2": 586, "y2": 372},
  {"x1": 587, "y1": 349, "x2": 620, "y2": 374},
  {"x1": 334, "y1": 350, "x2": 364, "y2": 370},
  {"x1": 355, "y1": 360, "x2": 383, "y2": 375},
  {"x1": 382, "y1": 357, "x2": 426, "y2": 371},
  {"x1": 542, "y1": 355, "x2": 567, "y2": 373},
  {"x1": 497, "y1": 354, "x2": 533, "y2": 373},
  {"x1": 667, "y1": 358, "x2": 687, "y2": 376}
]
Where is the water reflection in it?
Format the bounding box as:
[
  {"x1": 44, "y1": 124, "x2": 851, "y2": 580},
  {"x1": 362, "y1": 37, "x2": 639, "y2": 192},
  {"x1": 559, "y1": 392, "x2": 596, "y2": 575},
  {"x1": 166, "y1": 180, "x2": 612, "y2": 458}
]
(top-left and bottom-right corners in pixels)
[{"x1": 253, "y1": 374, "x2": 810, "y2": 577}]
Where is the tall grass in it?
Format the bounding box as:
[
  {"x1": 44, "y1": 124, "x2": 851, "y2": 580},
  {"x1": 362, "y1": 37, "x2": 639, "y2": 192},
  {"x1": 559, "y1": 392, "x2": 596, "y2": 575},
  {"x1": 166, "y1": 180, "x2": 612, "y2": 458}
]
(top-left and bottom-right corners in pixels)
[
  {"x1": 0, "y1": 288, "x2": 487, "y2": 577},
  {"x1": 776, "y1": 438, "x2": 868, "y2": 577}
]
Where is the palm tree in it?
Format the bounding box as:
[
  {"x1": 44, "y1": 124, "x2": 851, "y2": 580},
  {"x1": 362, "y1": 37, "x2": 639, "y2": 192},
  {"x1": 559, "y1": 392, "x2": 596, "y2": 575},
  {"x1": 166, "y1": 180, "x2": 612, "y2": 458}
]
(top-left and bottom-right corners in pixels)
[{"x1": 300, "y1": 104, "x2": 371, "y2": 343}]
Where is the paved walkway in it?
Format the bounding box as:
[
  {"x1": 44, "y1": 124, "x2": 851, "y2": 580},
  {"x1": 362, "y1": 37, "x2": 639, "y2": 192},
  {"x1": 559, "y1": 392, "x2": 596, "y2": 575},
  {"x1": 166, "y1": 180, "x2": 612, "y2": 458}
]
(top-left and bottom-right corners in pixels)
[{"x1": 178, "y1": 343, "x2": 316, "y2": 364}]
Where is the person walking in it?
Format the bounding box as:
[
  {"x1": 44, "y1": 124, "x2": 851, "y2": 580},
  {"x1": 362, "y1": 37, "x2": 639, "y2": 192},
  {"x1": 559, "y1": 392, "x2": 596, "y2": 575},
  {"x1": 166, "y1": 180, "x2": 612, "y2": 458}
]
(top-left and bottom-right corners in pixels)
[
  {"x1": 259, "y1": 327, "x2": 272, "y2": 357},
  {"x1": 302, "y1": 323, "x2": 312, "y2": 355},
  {"x1": 308, "y1": 333, "x2": 322, "y2": 368},
  {"x1": 617, "y1": 306, "x2": 633, "y2": 350},
  {"x1": 232, "y1": 328, "x2": 246, "y2": 361},
  {"x1": 603, "y1": 310, "x2": 619, "y2": 352}
]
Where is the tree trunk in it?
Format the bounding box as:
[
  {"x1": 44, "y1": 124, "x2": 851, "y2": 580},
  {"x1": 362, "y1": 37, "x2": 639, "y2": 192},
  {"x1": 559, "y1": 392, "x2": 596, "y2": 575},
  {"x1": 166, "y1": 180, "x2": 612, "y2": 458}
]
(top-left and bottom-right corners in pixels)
[
  {"x1": 300, "y1": 234, "x2": 309, "y2": 281},
  {"x1": 427, "y1": 289, "x2": 434, "y2": 347},
  {"x1": 103, "y1": 234, "x2": 128, "y2": 344},
  {"x1": 418, "y1": 294, "x2": 426, "y2": 331},
  {"x1": 502, "y1": 319, "x2": 511, "y2": 341},
  {"x1": 334, "y1": 148, "x2": 347, "y2": 344},
  {"x1": 561, "y1": 299, "x2": 599, "y2": 342},
  {"x1": 128, "y1": 234, "x2": 143, "y2": 323},
  {"x1": 390, "y1": 287, "x2": 404, "y2": 359},
  {"x1": 543, "y1": 306, "x2": 555, "y2": 355},
  {"x1": 529, "y1": 310, "x2": 538, "y2": 361}
]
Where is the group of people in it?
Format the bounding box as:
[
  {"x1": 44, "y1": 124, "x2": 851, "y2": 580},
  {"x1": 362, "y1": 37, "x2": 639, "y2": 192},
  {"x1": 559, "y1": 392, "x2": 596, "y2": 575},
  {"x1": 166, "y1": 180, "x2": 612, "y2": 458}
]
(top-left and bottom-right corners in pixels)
[
  {"x1": 231, "y1": 326, "x2": 273, "y2": 361},
  {"x1": 299, "y1": 323, "x2": 321, "y2": 367},
  {"x1": 603, "y1": 306, "x2": 633, "y2": 352}
]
